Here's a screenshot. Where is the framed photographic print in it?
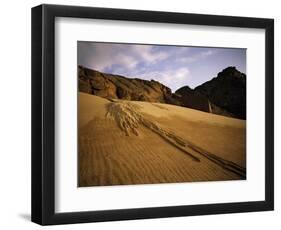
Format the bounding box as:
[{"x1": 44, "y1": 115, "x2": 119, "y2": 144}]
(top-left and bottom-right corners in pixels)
[{"x1": 31, "y1": 4, "x2": 274, "y2": 225}]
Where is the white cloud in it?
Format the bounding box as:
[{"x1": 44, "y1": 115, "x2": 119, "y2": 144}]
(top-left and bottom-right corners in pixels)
[
  {"x1": 81, "y1": 43, "x2": 170, "y2": 73},
  {"x1": 131, "y1": 45, "x2": 169, "y2": 63},
  {"x1": 135, "y1": 67, "x2": 191, "y2": 92},
  {"x1": 179, "y1": 50, "x2": 216, "y2": 63},
  {"x1": 201, "y1": 50, "x2": 214, "y2": 57},
  {"x1": 115, "y1": 54, "x2": 138, "y2": 70},
  {"x1": 83, "y1": 45, "x2": 139, "y2": 72},
  {"x1": 173, "y1": 67, "x2": 190, "y2": 80}
]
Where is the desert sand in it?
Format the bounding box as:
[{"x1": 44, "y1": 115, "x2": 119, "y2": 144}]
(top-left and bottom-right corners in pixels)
[{"x1": 78, "y1": 92, "x2": 246, "y2": 187}]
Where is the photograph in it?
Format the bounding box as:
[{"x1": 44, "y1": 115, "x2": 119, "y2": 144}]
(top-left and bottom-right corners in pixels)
[
  {"x1": 30, "y1": 3, "x2": 274, "y2": 225},
  {"x1": 77, "y1": 42, "x2": 246, "y2": 187}
]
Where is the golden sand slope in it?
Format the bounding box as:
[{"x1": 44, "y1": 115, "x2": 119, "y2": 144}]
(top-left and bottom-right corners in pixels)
[{"x1": 78, "y1": 92, "x2": 246, "y2": 187}]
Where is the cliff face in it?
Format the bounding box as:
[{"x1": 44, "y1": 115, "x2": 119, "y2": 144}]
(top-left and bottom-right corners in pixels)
[
  {"x1": 175, "y1": 86, "x2": 211, "y2": 113},
  {"x1": 194, "y1": 67, "x2": 246, "y2": 119},
  {"x1": 79, "y1": 65, "x2": 180, "y2": 105},
  {"x1": 175, "y1": 86, "x2": 234, "y2": 118},
  {"x1": 78, "y1": 65, "x2": 245, "y2": 119}
]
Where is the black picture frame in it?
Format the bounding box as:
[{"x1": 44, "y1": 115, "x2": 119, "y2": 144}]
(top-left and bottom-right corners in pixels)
[{"x1": 31, "y1": 4, "x2": 274, "y2": 225}]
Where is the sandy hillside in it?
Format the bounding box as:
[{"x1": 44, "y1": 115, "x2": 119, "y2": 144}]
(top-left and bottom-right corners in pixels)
[{"x1": 78, "y1": 92, "x2": 246, "y2": 187}]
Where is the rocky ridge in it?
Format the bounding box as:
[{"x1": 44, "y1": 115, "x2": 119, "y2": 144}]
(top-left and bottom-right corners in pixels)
[{"x1": 79, "y1": 65, "x2": 245, "y2": 119}]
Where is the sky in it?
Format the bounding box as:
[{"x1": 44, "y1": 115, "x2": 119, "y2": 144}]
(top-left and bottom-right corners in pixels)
[{"x1": 78, "y1": 42, "x2": 246, "y2": 92}]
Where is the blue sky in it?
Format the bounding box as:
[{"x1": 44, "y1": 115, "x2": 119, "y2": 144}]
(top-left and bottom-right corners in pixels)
[{"x1": 78, "y1": 42, "x2": 246, "y2": 92}]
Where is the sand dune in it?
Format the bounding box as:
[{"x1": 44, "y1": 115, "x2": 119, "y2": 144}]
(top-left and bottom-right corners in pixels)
[{"x1": 78, "y1": 92, "x2": 246, "y2": 187}]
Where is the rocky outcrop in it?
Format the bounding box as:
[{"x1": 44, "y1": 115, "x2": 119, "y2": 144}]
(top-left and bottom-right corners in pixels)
[
  {"x1": 175, "y1": 86, "x2": 211, "y2": 113},
  {"x1": 78, "y1": 65, "x2": 178, "y2": 104},
  {"x1": 175, "y1": 86, "x2": 234, "y2": 117},
  {"x1": 79, "y1": 65, "x2": 245, "y2": 119},
  {"x1": 194, "y1": 67, "x2": 246, "y2": 119}
]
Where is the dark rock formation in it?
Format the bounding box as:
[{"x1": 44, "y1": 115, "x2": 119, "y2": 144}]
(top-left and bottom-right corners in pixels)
[
  {"x1": 78, "y1": 65, "x2": 245, "y2": 119},
  {"x1": 175, "y1": 86, "x2": 211, "y2": 112},
  {"x1": 175, "y1": 86, "x2": 234, "y2": 117},
  {"x1": 194, "y1": 67, "x2": 246, "y2": 119}
]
